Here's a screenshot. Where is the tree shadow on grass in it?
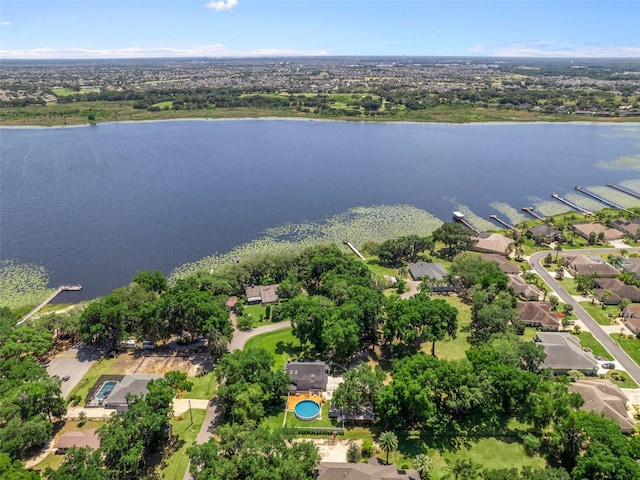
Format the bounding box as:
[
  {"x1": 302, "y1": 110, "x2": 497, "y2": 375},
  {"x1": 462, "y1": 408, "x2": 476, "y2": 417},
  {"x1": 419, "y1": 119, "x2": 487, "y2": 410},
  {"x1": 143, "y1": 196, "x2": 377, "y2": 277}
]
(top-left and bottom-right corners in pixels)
[{"x1": 275, "y1": 340, "x2": 306, "y2": 359}]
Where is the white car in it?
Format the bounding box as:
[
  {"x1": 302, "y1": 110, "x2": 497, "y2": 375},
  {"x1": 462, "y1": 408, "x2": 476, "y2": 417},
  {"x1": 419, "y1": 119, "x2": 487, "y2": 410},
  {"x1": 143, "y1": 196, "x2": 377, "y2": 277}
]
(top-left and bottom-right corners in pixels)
[{"x1": 121, "y1": 339, "x2": 137, "y2": 349}]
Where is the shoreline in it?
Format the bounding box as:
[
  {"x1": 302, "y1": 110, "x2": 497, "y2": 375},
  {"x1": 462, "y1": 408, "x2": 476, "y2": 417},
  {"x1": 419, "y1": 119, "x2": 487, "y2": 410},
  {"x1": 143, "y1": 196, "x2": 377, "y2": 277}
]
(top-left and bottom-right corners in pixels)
[{"x1": 2, "y1": 115, "x2": 640, "y2": 130}]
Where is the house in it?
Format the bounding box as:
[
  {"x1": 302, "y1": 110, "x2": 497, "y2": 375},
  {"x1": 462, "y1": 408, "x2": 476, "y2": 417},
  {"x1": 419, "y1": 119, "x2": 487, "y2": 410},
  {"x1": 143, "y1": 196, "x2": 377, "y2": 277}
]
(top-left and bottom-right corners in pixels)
[
  {"x1": 285, "y1": 361, "x2": 330, "y2": 392},
  {"x1": 245, "y1": 284, "x2": 279, "y2": 305},
  {"x1": 517, "y1": 301, "x2": 560, "y2": 331},
  {"x1": 472, "y1": 233, "x2": 514, "y2": 256},
  {"x1": 55, "y1": 428, "x2": 101, "y2": 454},
  {"x1": 568, "y1": 380, "x2": 635, "y2": 433},
  {"x1": 622, "y1": 305, "x2": 640, "y2": 320},
  {"x1": 482, "y1": 253, "x2": 520, "y2": 274},
  {"x1": 626, "y1": 317, "x2": 640, "y2": 335},
  {"x1": 528, "y1": 224, "x2": 563, "y2": 244},
  {"x1": 563, "y1": 255, "x2": 620, "y2": 278},
  {"x1": 508, "y1": 275, "x2": 541, "y2": 300},
  {"x1": 87, "y1": 374, "x2": 162, "y2": 412},
  {"x1": 611, "y1": 219, "x2": 640, "y2": 240},
  {"x1": 316, "y1": 460, "x2": 420, "y2": 480},
  {"x1": 620, "y1": 258, "x2": 640, "y2": 280},
  {"x1": 407, "y1": 262, "x2": 455, "y2": 292},
  {"x1": 534, "y1": 332, "x2": 599, "y2": 376},
  {"x1": 593, "y1": 277, "x2": 640, "y2": 304},
  {"x1": 570, "y1": 223, "x2": 624, "y2": 242}
]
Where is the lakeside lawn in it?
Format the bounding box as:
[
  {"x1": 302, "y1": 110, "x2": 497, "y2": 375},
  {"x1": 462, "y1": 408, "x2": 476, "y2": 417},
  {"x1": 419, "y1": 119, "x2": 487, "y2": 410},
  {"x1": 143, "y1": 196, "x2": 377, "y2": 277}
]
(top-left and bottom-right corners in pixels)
[
  {"x1": 161, "y1": 408, "x2": 207, "y2": 479},
  {"x1": 579, "y1": 301, "x2": 620, "y2": 326},
  {"x1": 422, "y1": 296, "x2": 471, "y2": 361},
  {"x1": 242, "y1": 327, "x2": 304, "y2": 372},
  {"x1": 610, "y1": 333, "x2": 640, "y2": 365}
]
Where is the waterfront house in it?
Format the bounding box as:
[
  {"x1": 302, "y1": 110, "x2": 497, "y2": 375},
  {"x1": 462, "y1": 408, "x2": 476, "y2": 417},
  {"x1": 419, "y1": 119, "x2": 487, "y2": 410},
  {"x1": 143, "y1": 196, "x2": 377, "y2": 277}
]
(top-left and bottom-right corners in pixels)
[
  {"x1": 472, "y1": 233, "x2": 514, "y2": 256},
  {"x1": 517, "y1": 301, "x2": 560, "y2": 331},
  {"x1": 570, "y1": 222, "x2": 624, "y2": 242},
  {"x1": 285, "y1": 361, "x2": 330, "y2": 392},
  {"x1": 611, "y1": 219, "x2": 640, "y2": 240},
  {"x1": 534, "y1": 333, "x2": 599, "y2": 376},
  {"x1": 407, "y1": 262, "x2": 455, "y2": 292},
  {"x1": 245, "y1": 284, "x2": 279, "y2": 305},
  {"x1": 527, "y1": 224, "x2": 563, "y2": 244}
]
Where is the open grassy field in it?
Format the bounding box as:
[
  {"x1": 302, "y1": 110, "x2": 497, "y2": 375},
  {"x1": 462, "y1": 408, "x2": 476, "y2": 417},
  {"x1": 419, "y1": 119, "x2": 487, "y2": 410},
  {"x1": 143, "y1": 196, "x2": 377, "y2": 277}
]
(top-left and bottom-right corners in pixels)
[
  {"x1": 182, "y1": 371, "x2": 217, "y2": 400},
  {"x1": 243, "y1": 327, "x2": 304, "y2": 371},
  {"x1": 160, "y1": 408, "x2": 206, "y2": 480},
  {"x1": 422, "y1": 296, "x2": 472, "y2": 361}
]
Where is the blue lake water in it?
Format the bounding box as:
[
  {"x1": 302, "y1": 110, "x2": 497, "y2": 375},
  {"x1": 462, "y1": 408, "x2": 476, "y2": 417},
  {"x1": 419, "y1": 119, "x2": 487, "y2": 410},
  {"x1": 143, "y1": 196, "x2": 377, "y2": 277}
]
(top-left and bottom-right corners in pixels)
[{"x1": 2, "y1": 119, "x2": 640, "y2": 300}]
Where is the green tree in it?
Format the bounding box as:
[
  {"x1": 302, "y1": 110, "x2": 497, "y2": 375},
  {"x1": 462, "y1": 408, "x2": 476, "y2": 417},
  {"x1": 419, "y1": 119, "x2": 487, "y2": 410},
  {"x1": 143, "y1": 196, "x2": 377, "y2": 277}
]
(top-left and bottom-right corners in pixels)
[
  {"x1": 378, "y1": 431, "x2": 398, "y2": 465},
  {"x1": 346, "y1": 443, "x2": 362, "y2": 463},
  {"x1": 431, "y1": 223, "x2": 475, "y2": 259},
  {"x1": 413, "y1": 453, "x2": 433, "y2": 479},
  {"x1": 332, "y1": 364, "x2": 385, "y2": 416}
]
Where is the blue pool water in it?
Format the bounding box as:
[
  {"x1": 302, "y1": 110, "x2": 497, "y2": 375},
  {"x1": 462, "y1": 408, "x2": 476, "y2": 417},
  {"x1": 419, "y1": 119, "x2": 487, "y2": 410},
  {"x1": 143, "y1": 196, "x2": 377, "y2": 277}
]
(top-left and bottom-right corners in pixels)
[
  {"x1": 294, "y1": 400, "x2": 321, "y2": 421},
  {"x1": 96, "y1": 381, "x2": 117, "y2": 400}
]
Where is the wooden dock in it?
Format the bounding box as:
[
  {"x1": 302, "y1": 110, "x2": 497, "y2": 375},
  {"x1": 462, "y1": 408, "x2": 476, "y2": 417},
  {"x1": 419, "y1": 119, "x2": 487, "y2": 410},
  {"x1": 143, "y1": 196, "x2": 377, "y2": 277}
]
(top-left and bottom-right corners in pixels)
[
  {"x1": 575, "y1": 186, "x2": 630, "y2": 212},
  {"x1": 489, "y1": 214, "x2": 517, "y2": 231},
  {"x1": 17, "y1": 285, "x2": 82, "y2": 327},
  {"x1": 343, "y1": 241, "x2": 366, "y2": 261},
  {"x1": 452, "y1": 212, "x2": 480, "y2": 234},
  {"x1": 551, "y1": 193, "x2": 593, "y2": 216},
  {"x1": 521, "y1": 207, "x2": 546, "y2": 221},
  {"x1": 606, "y1": 183, "x2": 640, "y2": 200}
]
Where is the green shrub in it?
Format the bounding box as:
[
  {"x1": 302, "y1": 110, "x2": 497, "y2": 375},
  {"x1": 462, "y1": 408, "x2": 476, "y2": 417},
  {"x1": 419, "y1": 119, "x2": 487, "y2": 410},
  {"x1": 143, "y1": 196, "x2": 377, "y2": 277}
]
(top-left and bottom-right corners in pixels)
[
  {"x1": 522, "y1": 433, "x2": 541, "y2": 456},
  {"x1": 347, "y1": 443, "x2": 362, "y2": 463},
  {"x1": 361, "y1": 438, "x2": 374, "y2": 458}
]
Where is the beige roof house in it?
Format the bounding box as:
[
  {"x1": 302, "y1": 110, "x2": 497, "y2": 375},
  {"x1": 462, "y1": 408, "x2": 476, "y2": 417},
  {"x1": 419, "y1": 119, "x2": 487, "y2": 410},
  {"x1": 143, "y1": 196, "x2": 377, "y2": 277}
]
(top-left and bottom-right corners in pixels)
[
  {"x1": 568, "y1": 379, "x2": 635, "y2": 433},
  {"x1": 517, "y1": 301, "x2": 560, "y2": 331},
  {"x1": 534, "y1": 332, "x2": 599, "y2": 375},
  {"x1": 316, "y1": 461, "x2": 420, "y2": 480},
  {"x1": 593, "y1": 277, "x2": 640, "y2": 304},
  {"x1": 611, "y1": 218, "x2": 640, "y2": 240},
  {"x1": 625, "y1": 317, "x2": 640, "y2": 335},
  {"x1": 563, "y1": 255, "x2": 620, "y2": 278},
  {"x1": 571, "y1": 222, "x2": 624, "y2": 242},
  {"x1": 473, "y1": 233, "x2": 514, "y2": 256},
  {"x1": 245, "y1": 284, "x2": 279, "y2": 305},
  {"x1": 55, "y1": 428, "x2": 101, "y2": 454},
  {"x1": 509, "y1": 275, "x2": 542, "y2": 300},
  {"x1": 483, "y1": 253, "x2": 520, "y2": 274}
]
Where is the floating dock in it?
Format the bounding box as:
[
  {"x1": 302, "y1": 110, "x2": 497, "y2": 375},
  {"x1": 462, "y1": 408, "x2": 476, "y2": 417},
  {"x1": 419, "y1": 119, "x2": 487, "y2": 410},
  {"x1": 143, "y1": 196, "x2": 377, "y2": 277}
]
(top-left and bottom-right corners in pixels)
[
  {"x1": 489, "y1": 214, "x2": 517, "y2": 231},
  {"x1": 453, "y1": 211, "x2": 480, "y2": 234},
  {"x1": 521, "y1": 207, "x2": 546, "y2": 221},
  {"x1": 551, "y1": 193, "x2": 593, "y2": 216},
  {"x1": 575, "y1": 186, "x2": 630, "y2": 212},
  {"x1": 17, "y1": 285, "x2": 82, "y2": 327},
  {"x1": 343, "y1": 241, "x2": 366, "y2": 261},
  {"x1": 606, "y1": 183, "x2": 640, "y2": 200}
]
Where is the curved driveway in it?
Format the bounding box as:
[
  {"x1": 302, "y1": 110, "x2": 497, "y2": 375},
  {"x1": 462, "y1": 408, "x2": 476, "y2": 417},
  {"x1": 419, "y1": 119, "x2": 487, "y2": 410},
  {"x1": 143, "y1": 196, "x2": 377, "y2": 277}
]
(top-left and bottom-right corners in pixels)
[{"x1": 530, "y1": 248, "x2": 640, "y2": 385}]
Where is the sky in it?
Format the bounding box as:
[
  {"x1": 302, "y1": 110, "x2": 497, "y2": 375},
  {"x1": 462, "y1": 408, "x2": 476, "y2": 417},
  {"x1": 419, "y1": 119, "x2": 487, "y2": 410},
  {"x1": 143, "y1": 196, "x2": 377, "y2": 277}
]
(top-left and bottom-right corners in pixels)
[{"x1": 1, "y1": 0, "x2": 639, "y2": 59}]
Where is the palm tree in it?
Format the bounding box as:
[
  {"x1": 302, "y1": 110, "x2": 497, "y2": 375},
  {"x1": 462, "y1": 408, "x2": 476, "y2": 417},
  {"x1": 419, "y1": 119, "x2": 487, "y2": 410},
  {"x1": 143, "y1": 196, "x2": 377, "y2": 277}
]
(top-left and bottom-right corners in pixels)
[
  {"x1": 554, "y1": 242, "x2": 563, "y2": 262},
  {"x1": 413, "y1": 453, "x2": 433, "y2": 479},
  {"x1": 378, "y1": 431, "x2": 398, "y2": 465}
]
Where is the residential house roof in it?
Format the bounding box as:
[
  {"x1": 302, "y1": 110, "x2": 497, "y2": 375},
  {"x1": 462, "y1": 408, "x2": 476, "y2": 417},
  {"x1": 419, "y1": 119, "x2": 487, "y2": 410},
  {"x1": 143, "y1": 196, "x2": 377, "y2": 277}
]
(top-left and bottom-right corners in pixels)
[
  {"x1": 508, "y1": 274, "x2": 541, "y2": 300},
  {"x1": 483, "y1": 253, "x2": 520, "y2": 274},
  {"x1": 408, "y1": 262, "x2": 447, "y2": 281},
  {"x1": 593, "y1": 277, "x2": 640, "y2": 303},
  {"x1": 622, "y1": 305, "x2": 640, "y2": 319},
  {"x1": 534, "y1": 333, "x2": 598, "y2": 373},
  {"x1": 625, "y1": 317, "x2": 640, "y2": 335},
  {"x1": 316, "y1": 461, "x2": 421, "y2": 480},
  {"x1": 528, "y1": 224, "x2": 562, "y2": 242},
  {"x1": 568, "y1": 379, "x2": 635, "y2": 433},
  {"x1": 620, "y1": 258, "x2": 640, "y2": 278},
  {"x1": 472, "y1": 233, "x2": 514, "y2": 256},
  {"x1": 285, "y1": 361, "x2": 330, "y2": 391},
  {"x1": 56, "y1": 428, "x2": 101, "y2": 451},
  {"x1": 104, "y1": 374, "x2": 162, "y2": 409},
  {"x1": 245, "y1": 284, "x2": 280, "y2": 304},
  {"x1": 611, "y1": 219, "x2": 640, "y2": 239},
  {"x1": 517, "y1": 301, "x2": 560, "y2": 329},
  {"x1": 563, "y1": 255, "x2": 620, "y2": 277},
  {"x1": 571, "y1": 223, "x2": 624, "y2": 241}
]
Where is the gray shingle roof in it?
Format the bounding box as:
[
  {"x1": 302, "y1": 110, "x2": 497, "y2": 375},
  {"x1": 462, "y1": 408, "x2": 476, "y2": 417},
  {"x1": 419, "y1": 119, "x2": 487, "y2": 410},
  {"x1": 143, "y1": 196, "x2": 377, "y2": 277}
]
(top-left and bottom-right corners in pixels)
[
  {"x1": 535, "y1": 333, "x2": 598, "y2": 373},
  {"x1": 408, "y1": 262, "x2": 447, "y2": 281}
]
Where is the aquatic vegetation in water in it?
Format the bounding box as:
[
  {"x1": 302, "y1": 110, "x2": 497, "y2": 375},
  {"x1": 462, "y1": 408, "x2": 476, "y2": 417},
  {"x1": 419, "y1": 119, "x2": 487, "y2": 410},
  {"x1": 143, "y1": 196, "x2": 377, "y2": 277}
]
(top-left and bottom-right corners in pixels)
[
  {"x1": 452, "y1": 205, "x2": 495, "y2": 232},
  {"x1": 585, "y1": 185, "x2": 640, "y2": 209},
  {"x1": 564, "y1": 193, "x2": 604, "y2": 213},
  {"x1": 533, "y1": 199, "x2": 570, "y2": 217},
  {"x1": 489, "y1": 202, "x2": 527, "y2": 226},
  {"x1": 0, "y1": 260, "x2": 54, "y2": 309},
  {"x1": 170, "y1": 205, "x2": 443, "y2": 280},
  {"x1": 595, "y1": 153, "x2": 640, "y2": 171},
  {"x1": 621, "y1": 179, "x2": 640, "y2": 194}
]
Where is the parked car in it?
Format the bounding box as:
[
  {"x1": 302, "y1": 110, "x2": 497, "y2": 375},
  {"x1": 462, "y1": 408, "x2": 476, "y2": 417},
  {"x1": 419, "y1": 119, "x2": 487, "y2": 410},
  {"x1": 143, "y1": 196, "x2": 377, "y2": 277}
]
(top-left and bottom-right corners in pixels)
[
  {"x1": 121, "y1": 339, "x2": 137, "y2": 349},
  {"x1": 141, "y1": 341, "x2": 155, "y2": 350},
  {"x1": 601, "y1": 362, "x2": 616, "y2": 369},
  {"x1": 61, "y1": 375, "x2": 70, "y2": 382}
]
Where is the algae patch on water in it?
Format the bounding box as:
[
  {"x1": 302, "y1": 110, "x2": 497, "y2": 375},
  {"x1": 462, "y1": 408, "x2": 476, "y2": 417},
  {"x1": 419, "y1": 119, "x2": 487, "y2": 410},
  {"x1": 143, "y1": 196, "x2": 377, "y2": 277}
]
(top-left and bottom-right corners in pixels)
[
  {"x1": 171, "y1": 205, "x2": 443, "y2": 280},
  {"x1": 0, "y1": 260, "x2": 54, "y2": 309}
]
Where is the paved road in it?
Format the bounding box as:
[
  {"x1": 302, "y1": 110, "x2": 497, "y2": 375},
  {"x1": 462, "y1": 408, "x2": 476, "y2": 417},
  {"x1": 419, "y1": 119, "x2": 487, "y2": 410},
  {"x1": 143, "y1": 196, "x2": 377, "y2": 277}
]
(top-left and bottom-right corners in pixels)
[
  {"x1": 46, "y1": 345, "x2": 102, "y2": 398},
  {"x1": 530, "y1": 248, "x2": 640, "y2": 385}
]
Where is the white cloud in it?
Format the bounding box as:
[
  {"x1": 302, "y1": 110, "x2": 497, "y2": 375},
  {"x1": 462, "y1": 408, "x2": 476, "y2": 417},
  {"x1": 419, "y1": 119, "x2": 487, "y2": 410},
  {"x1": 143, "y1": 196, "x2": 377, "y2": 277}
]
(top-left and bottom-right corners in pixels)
[
  {"x1": 467, "y1": 41, "x2": 640, "y2": 58},
  {"x1": 204, "y1": 0, "x2": 238, "y2": 12},
  {"x1": 0, "y1": 21, "x2": 12, "y2": 26},
  {"x1": 0, "y1": 44, "x2": 330, "y2": 59}
]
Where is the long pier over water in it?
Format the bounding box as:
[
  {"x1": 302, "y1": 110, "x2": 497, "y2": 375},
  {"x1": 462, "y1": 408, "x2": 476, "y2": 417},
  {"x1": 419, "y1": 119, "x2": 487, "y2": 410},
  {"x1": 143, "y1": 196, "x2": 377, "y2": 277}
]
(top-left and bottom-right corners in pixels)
[{"x1": 17, "y1": 285, "x2": 82, "y2": 327}]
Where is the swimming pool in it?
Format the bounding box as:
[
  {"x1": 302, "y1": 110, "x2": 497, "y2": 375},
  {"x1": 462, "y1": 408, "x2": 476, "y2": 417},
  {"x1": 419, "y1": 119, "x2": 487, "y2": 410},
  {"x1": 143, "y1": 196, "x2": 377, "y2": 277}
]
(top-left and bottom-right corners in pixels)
[
  {"x1": 294, "y1": 400, "x2": 321, "y2": 421},
  {"x1": 95, "y1": 381, "x2": 117, "y2": 400}
]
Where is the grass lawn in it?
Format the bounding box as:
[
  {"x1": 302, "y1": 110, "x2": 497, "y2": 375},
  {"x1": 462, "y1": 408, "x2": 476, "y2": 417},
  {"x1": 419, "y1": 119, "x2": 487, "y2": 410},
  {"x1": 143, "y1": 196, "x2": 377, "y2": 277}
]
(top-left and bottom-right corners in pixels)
[
  {"x1": 243, "y1": 327, "x2": 305, "y2": 371},
  {"x1": 160, "y1": 409, "x2": 207, "y2": 479},
  {"x1": 153, "y1": 101, "x2": 173, "y2": 109},
  {"x1": 577, "y1": 331, "x2": 612, "y2": 360},
  {"x1": 422, "y1": 296, "x2": 471, "y2": 361},
  {"x1": 580, "y1": 301, "x2": 619, "y2": 326},
  {"x1": 610, "y1": 333, "x2": 640, "y2": 365},
  {"x1": 182, "y1": 372, "x2": 216, "y2": 400},
  {"x1": 605, "y1": 370, "x2": 640, "y2": 389},
  {"x1": 67, "y1": 355, "x2": 120, "y2": 402},
  {"x1": 557, "y1": 277, "x2": 579, "y2": 295},
  {"x1": 284, "y1": 402, "x2": 341, "y2": 429}
]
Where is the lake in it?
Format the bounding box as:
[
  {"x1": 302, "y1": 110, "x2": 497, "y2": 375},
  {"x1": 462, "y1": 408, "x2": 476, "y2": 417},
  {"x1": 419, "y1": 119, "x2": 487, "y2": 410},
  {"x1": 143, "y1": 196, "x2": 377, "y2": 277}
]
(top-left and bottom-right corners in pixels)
[{"x1": 2, "y1": 119, "x2": 640, "y2": 301}]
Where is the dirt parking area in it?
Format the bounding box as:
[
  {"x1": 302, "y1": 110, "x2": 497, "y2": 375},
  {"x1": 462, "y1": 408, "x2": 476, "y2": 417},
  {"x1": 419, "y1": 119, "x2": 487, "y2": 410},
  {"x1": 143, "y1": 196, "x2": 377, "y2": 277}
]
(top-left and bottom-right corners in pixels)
[
  {"x1": 110, "y1": 351, "x2": 212, "y2": 376},
  {"x1": 310, "y1": 439, "x2": 362, "y2": 462}
]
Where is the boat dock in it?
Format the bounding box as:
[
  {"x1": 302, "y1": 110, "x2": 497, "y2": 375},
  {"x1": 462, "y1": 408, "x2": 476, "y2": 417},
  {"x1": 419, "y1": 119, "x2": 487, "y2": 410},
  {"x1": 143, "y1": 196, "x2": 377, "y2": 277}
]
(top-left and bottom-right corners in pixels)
[
  {"x1": 606, "y1": 183, "x2": 640, "y2": 200},
  {"x1": 453, "y1": 211, "x2": 480, "y2": 234},
  {"x1": 489, "y1": 214, "x2": 517, "y2": 231},
  {"x1": 551, "y1": 193, "x2": 593, "y2": 216},
  {"x1": 17, "y1": 285, "x2": 82, "y2": 327},
  {"x1": 575, "y1": 186, "x2": 630, "y2": 212},
  {"x1": 343, "y1": 241, "x2": 366, "y2": 261},
  {"x1": 521, "y1": 207, "x2": 546, "y2": 221}
]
